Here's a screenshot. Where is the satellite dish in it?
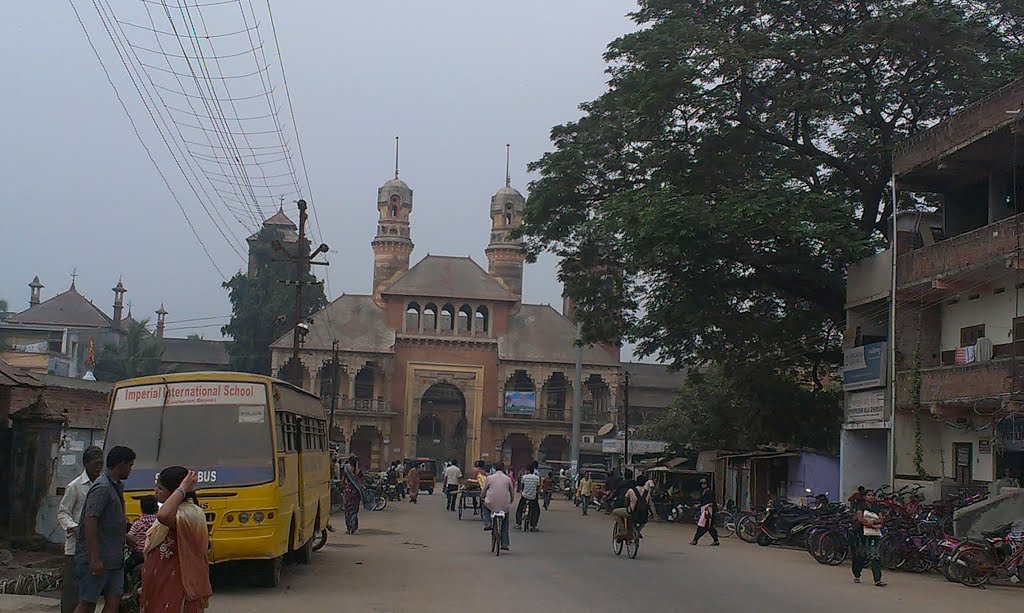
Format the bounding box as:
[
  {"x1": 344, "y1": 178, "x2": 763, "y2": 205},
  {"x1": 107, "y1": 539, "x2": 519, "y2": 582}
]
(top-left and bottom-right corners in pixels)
[{"x1": 597, "y1": 423, "x2": 614, "y2": 437}]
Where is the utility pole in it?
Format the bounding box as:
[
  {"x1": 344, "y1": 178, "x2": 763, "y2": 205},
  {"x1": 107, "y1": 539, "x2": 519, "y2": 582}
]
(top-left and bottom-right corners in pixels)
[
  {"x1": 570, "y1": 321, "x2": 583, "y2": 475},
  {"x1": 329, "y1": 339, "x2": 340, "y2": 441},
  {"x1": 277, "y1": 199, "x2": 330, "y2": 388},
  {"x1": 622, "y1": 370, "x2": 631, "y2": 471}
]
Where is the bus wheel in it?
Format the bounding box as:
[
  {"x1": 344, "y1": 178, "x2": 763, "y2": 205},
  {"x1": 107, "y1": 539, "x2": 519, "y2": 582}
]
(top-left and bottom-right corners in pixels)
[
  {"x1": 295, "y1": 531, "x2": 314, "y2": 564},
  {"x1": 260, "y1": 556, "x2": 283, "y2": 588}
]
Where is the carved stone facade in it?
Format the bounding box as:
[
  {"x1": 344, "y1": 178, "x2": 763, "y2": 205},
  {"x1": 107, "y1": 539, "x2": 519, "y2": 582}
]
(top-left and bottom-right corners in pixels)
[{"x1": 270, "y1": 173, "x2": 682, "y2": 471}]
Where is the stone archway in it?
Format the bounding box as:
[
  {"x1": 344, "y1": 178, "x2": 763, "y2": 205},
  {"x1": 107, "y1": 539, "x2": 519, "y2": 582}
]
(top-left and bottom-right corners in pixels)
[
  {"x1": 502, "y1": 433, "x2": 534, "y2": 473},
  {"x1": 539, "y1": 434, "x2": 569, "y2": 463},
  {"x1": 416, "y1": 383, "x2": 467, "y2": 466}
]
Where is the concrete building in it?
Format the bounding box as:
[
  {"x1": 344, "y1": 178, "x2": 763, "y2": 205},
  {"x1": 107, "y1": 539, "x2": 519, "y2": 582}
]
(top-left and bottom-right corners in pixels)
[
  {"x1": 843, "y1": 79, "x2": 1024, "y2": 501},
  {"x1": 0, "y1": 276, "x2": 228, "y2": 377},
  {"x1": 271, "y1": 170, "x2": 684, "y2": 471}
]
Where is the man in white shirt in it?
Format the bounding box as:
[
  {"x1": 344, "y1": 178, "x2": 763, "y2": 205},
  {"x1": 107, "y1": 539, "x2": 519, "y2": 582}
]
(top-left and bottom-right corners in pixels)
[
  {"x1": 444, "y1": 460, "x2": 463, "y2": 512},
  {"x1": 515, "y1": 462, "x2": 542, "y2": 530},
  {"x1": 57, "y1": 446, "x2": 104, "y2": 613}
]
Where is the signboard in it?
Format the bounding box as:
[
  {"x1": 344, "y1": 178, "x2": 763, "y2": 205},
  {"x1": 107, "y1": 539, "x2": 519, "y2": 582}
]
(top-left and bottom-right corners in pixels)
[
  {"x1": 843, "y1": 342, "x2": 887, "y2": 390},
  {"x1": 503, "y1": 391, "x2": 536, "y2": 415},
  {"x1": 978, "y1": 439, "x2": 991, "y2": 455},
  {"x1": 114, "y1": 382, "x2": 267, "y2": 409},
  {"x1": 846, "y1": 389, "x2": 885, "y2": 423},
  {"x1": 601, "y1": 439, "x2": 667, "y2": 454}
]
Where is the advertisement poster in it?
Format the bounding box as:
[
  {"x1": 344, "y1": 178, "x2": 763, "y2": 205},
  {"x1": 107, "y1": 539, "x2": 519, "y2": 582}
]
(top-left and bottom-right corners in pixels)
[{"x1": 503, "y1": 391, "x2": 536, "y2": 415}]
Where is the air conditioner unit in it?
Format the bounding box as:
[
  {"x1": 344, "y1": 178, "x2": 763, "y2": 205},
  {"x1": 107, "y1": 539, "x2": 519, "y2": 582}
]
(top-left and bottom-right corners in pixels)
[{"x1": 582, "y1": 435, "x2": 594, "y2": 444}]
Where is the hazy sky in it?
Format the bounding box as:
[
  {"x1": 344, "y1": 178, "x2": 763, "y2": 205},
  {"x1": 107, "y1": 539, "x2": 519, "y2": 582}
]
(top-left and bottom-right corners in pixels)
[{"x1": 0, "y1": 1, "x2": 637, "y2": 344}]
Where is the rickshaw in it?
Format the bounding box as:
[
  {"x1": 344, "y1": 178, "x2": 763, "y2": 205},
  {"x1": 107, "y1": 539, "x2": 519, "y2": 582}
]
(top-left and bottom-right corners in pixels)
[{"x1": 405, "y1": 457, "x2": 437, "y2": 494}]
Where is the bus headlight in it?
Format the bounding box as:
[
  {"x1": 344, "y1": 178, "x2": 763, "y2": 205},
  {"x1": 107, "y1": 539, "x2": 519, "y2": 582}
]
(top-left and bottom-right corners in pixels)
[
  {"x1": 238, "y1": 512, "x2": 250, "y2": 524},
  {"x1": 254, "y1": 512, "x2": 265, "y2": 524}
]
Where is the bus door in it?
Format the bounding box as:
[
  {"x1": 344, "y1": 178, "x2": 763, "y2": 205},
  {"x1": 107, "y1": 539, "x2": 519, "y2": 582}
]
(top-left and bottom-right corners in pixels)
[{"x1": 294, "y1": 416, "x2": 308, "y2": 547}]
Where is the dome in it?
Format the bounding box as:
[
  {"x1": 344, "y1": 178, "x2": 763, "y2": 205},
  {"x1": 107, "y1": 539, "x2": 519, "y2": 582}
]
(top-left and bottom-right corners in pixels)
[
  {"x1": 381, "y1": 177, "x2": 410, "y2": 190},
  {"x1": 493, "y1": 185, "x2": 524, "y2": 197}
]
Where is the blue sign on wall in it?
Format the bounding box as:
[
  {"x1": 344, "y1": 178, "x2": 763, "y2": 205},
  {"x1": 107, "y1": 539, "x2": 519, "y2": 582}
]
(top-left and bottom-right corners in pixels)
[{"x1": 843, "y1": 342, "x2": 886, "y2": 391}]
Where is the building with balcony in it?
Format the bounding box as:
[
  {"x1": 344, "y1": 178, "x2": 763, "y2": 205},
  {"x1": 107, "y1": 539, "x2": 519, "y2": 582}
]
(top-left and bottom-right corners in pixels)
[
  {"x1": 843, "y1": 79, "x2": 1024, "y2": 500},
  {"x1": 271, "y1": 170, "x2": 682, "y2": 471}
]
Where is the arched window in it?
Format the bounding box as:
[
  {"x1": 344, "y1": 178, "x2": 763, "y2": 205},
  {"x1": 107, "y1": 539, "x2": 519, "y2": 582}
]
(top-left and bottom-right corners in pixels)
[
  {"x1": 423, "y1": 303, "x2": 437, "y2": 332},
  {"x1": 354, "y1": 364, "x2": 375, "y2": 401},
  {"x1": 474, "y1": 305, "x2": 489, "y2": 334},
  {"x1": 458, "y1": 304, "x2": 472, "y2": 332},
  {"x1": 405, "y1": 302, "x2": 420, "y2": 332},
  {"x1": 440, "y1": 303, "x2": 455, "y2": 331},
  {"x1": 504, "y1": 213, "x2": 512, "y2": 226}
]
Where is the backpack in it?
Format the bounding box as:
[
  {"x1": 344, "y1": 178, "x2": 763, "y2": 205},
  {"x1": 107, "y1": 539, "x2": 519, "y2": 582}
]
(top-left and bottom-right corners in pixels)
[
  {"x1": 611, "y1": 480, "x2": 633, "y2": 509},
  {"x1": 630, "y1": 487, "x2": 651, "y2": 526}
]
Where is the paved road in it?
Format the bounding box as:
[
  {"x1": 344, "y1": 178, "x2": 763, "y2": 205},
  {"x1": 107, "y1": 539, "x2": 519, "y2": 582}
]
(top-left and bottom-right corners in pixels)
[{"x1": 206, "y1": 493, "x2": 1021, "y2": 613}]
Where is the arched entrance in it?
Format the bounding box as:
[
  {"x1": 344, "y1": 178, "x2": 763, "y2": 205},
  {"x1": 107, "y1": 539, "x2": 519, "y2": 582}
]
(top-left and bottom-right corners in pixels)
[
  {"x1": 539, "y1": 434, "x2": 569, "y2": 463},
  {"x1": 416, "y1": 383, "x2": 467, "y2": 465},
  {"x1": 502, "y1": 433, "x2": 534, "y2": 473}
]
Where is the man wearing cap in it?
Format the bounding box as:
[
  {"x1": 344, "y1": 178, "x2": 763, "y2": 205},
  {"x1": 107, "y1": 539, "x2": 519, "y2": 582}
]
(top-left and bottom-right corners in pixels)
[
  {"x1": 690, "y1": 478, "x2": 720, "y2": 546},
  {"x1": 57, "y1": 446, "x2": 104, "y2": 613}
]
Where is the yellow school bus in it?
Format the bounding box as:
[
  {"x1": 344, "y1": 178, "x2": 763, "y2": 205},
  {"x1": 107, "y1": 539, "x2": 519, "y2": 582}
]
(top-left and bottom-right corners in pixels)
[{"x1": 105, "y1": 372, "x2": 330, "y2": 587}]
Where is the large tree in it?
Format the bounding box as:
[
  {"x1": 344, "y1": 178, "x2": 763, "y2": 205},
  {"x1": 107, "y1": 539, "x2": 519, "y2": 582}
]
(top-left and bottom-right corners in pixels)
[
  {"x1": 222, "y1": 227, "x2": 327, "y2": 375},
  {"x1": 95, "y1": 319, "x2": 163, "y2": 382},
  {"x1": 523, "y1": 0, "x2": 1024, "y2": 381}
]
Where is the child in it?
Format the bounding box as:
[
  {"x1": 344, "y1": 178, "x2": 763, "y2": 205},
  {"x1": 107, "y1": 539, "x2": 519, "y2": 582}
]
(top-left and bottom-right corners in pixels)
[{"x1": 127, "y1": 495, "x2": 158, "y2": 566}]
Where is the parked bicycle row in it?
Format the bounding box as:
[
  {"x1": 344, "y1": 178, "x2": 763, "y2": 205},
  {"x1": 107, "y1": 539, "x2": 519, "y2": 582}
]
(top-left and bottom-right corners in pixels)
[{"x1": 727, "y1": 483, "x2": 1024, "y2": 588}]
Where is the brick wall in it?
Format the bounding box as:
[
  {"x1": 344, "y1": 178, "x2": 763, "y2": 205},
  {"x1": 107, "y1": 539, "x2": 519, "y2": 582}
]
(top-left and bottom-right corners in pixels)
[
  {"x1": 893, "y1": 79, "x2": 1024, "y2": 174},
  {"x1": 895, "y1": 304, "x2": 942, "y2": 369},
  {"x1": 895, "y1": 358, "x2": 1014, "y2": 407},
  {"x1": 896, "y1": 212, "x2": 1021, "y2": 286}
]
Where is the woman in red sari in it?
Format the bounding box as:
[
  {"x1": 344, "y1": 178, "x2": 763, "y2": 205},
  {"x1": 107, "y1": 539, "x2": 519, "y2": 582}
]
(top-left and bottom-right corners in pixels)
[{"x1": 141, "y1": 467, "x2": 212, "y2": 612}]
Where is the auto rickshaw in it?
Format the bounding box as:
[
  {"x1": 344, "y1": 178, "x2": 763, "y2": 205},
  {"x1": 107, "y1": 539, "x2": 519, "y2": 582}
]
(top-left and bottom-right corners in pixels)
[{"x1": 404, "y1": 457, "x2": 437, "y2": 494}]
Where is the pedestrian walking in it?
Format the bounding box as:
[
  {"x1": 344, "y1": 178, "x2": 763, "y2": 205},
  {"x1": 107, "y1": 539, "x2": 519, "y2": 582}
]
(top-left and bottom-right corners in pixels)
[
  {"x1": 140, "y1": 467, "x2": 212, "y2": 612},
  {"x1": 577, "y1": 472, "x2": 593, "y2": 516},
  {"x1": 407, "y1": 463, "x2": 421, "y2": 504},
  {"x1": 444, "y1": 459, "x2": 463, "y2": 512},
  {"x1": 342, "y1": 456, "x2": 365, "y2": 533},
  {"x1": 690, "y1": 478, "x2": 720, "y2": 546},
  {"x1": 56, "y1": 446, "x2": 103, "y2": 613},
  {"x1": 852, "y1": 489, "x2": 886, "y2": 587},
  {"x1": 72, "y1": 445, "x2": 135, "y2": 613}
]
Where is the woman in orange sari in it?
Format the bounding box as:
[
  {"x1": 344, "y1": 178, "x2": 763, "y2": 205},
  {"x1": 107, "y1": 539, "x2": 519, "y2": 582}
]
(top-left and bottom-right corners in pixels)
[{"x1": 141, "y1": 467, "x2": 212, "y2": 612}]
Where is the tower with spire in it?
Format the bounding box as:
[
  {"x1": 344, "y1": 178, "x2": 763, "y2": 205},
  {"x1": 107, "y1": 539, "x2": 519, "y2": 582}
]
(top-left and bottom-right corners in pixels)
[
  {"x1": 485, "y1": 145, "x2": 526, "y2": 300},
  {"x1": 372, "y1": 137, "x2": 414, "y2": 300}
]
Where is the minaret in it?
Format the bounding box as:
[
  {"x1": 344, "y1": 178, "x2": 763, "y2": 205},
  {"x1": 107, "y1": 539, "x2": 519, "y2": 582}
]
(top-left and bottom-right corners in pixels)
[
  {"x1": 112, "y1": 278, "x2": 127, "y2": 326},
  {"x1": 371, "y1": 137, "x2": 414, "y2": 300},
  {"x1": 29, "y1": 276, "x2": 43, "y2": 307},
  {"x1": 156, "y1": 304, "x2": 168, "y2": 339},
  {"x1": 485, "y1": 145, "x2": 526, "y2": 300}
]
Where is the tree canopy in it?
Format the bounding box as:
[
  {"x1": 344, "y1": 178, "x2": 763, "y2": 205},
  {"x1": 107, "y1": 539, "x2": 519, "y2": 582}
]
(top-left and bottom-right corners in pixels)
[
  {"x1": 95, "y1": 319, "x2": 162, "y2": 382},
  {"x1": 221, "y1": 227, "x2": 326, "y2": 375},
  {"x1": 522, "y1": 0, "x2": 1024, "y2": 450},
  {"x1": 523, "y1": 0, "x2": 1024, "y2": 376}
]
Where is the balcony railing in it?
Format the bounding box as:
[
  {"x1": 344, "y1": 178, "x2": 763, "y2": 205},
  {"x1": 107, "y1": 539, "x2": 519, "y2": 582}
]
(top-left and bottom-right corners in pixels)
[
  {"x1": 327, "y1": 397, "x2": 390, "y2": 413},
  {"x1": 896, "y1": 212, "x2": 1022, "y2": 288},
  {"x1": 895, "y1": 357, "x2": 1022, "y2": 408},
  {"x1": 545, "y1": 408, "x2": 566, "y2": 421}
]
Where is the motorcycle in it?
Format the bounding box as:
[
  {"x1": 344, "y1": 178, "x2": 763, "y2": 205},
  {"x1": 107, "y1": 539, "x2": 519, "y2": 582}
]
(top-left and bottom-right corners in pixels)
[{"x1": 757, "y1": 493, "x2": 836, "y2": 547}]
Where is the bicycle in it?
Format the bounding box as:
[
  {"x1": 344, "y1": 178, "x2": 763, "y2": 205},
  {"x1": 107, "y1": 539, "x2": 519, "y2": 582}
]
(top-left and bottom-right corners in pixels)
[
  {"x1": 491, "y1": 510, "x2": 507, "y2": 556},
  {"x1": 612, "y1": 516, "x2": 641, "y2": 559}
]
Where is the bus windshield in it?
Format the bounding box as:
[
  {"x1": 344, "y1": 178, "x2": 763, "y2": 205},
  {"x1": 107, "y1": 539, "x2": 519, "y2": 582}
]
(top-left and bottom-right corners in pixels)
[{"x1": 107, "y1": 381, "x2": 274, "y2": 490}]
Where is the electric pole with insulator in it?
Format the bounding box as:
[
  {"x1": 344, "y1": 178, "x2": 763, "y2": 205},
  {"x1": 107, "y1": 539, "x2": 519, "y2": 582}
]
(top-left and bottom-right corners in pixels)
[{"x1": 276, "y1": 199, "x2": 329, "y2": 388}]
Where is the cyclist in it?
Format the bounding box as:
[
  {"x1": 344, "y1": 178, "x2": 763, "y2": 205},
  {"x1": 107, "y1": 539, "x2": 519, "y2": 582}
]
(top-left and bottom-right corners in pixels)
[
  {"x1": 515, "y1": 462, "x2": 541, "y2": 531},
  {"x1": 613, "y1": 478, "x2": 653, "y2": 537},
  {"x1": 481, "y1": 462, "x2": 514, "y2": 551}
]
